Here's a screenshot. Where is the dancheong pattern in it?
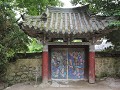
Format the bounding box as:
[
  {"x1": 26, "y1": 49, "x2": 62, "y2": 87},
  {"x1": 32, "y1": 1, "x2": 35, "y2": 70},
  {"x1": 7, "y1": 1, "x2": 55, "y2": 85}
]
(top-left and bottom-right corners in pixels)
[{"x1": 51, "y1": 48, "x2": 85, "y2": 80}]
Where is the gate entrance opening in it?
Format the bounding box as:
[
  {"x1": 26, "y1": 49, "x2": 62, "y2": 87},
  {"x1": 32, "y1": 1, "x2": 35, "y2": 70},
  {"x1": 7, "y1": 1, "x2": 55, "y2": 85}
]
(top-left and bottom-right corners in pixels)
[{"x1": 51, "y1": 48, "x2": 86, "y2": 80}]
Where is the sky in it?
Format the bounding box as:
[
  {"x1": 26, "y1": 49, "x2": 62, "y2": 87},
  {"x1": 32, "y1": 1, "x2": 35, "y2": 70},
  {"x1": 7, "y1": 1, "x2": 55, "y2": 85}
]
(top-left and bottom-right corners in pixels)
[
  {"x1": 60, "y1": 0, "x2": 81, "y2": 8},
  {"x1": 60, "y1": 0, "x2": 112, "y2": 51},
  {"x1": 60, "y1": 0, "x2": 72, "y2": 8}
]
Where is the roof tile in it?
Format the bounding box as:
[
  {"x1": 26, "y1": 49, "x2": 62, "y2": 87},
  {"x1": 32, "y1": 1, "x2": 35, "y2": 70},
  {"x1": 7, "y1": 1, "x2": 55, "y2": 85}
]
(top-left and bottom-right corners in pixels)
[{"x1": 22, "y1": 5, "x2": 116, "y2": 35}]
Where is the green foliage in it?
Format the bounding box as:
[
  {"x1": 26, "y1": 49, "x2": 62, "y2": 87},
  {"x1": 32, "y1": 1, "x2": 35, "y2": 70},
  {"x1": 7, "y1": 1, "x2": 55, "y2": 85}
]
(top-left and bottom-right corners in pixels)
[
  {"x1": 106, "y1": 30, "x2": 120, "y2": 51},
  {"x1": 14, "y1": 0, "x2": 63, "y2": 15},
  {"x1": 71, "y1": 0, "x2": 120, "y2": 15},
  {"x1": 28, "y1": 38, "x2": 43, "y2": 52},
  {"x1": 0, "y1": 0, "x2": 61, "y2": 82},
  {"x1": 0, "y1": 1, "x2": 29, "y2": 79},
  {"x1": 109, "y1": 21, "x2": 120, "y2": 27},
  {"x1": 71, "y1": 0, "x2": 120, "y2": 51}
]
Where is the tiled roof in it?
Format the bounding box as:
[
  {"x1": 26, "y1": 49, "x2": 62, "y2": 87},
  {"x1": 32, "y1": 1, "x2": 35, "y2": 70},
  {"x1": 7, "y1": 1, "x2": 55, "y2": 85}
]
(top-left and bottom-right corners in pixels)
[{"x1": 21, "y1": 5, "x2": 115, "y2": 35}]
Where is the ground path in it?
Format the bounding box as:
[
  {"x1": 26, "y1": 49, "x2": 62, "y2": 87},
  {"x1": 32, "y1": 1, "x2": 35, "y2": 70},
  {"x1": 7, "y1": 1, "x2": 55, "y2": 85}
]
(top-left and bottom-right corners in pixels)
[{"x1": 3, "y1": 78, "x2": 120, "y2": 90}]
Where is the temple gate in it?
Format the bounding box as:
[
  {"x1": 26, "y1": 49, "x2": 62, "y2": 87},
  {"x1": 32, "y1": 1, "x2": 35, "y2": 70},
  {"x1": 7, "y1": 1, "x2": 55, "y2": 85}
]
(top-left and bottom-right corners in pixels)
[{"x1": 19, "y1": 5, "x2": 118, "y2": 84}]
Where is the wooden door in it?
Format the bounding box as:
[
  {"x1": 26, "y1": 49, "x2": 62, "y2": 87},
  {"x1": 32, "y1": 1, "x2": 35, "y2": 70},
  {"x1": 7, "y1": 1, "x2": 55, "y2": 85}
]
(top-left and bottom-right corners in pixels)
[{"x1": 51, "y1": 48, "x2": 85, "y2": 80}]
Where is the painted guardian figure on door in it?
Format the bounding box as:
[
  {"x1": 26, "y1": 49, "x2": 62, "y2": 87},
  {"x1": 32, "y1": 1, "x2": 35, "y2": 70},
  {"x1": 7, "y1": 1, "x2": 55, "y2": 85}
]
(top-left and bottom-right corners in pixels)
[
  {"x1": 68, "y1": 48, "x2": 85, "y2": 79},
  {"x1": 51, "y1": 48, "x2": 85, "y2": 80},
  {"x1": 51, "y1": 48, "x2": 67, "y2": 79}
]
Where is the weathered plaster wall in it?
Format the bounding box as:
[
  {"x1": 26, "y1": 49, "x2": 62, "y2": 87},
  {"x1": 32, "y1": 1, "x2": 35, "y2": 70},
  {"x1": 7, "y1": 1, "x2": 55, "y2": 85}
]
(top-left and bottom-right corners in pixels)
[{"x1": 5, "y1": 59, "x2": 42, "y2": 85}]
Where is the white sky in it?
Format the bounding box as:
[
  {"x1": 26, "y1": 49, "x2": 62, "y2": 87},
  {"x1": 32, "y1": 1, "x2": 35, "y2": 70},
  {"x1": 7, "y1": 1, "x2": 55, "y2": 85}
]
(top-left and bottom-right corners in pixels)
[
  {"x1": 60, "y1": 0, "x2": 81, "y2": 8},
  {"x1": 60, "y1": 0, "x2": 72, "y2": 8},
  {"x1": 60, "y1": 0, "x2": 112, "y2": 51}
]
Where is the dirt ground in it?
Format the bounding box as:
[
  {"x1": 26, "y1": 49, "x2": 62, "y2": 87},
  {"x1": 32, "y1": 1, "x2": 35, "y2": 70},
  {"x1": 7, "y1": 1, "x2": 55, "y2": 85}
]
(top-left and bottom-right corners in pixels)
[{"x1": 3, "y1": 78, "x2": 120, "y2": 90}]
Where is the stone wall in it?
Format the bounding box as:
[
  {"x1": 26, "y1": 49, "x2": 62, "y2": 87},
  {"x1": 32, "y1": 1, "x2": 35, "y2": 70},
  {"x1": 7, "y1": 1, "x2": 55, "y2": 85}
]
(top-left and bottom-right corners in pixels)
[
  {"x1": 4, "y1": 52, "x2": 120, "y2": 85},
  {"x1": 5, "y1": 58, "x2": 42, "y2": 85},
  {"x1": 95, "y1": 52, "x2": 120, "y2": 78}
]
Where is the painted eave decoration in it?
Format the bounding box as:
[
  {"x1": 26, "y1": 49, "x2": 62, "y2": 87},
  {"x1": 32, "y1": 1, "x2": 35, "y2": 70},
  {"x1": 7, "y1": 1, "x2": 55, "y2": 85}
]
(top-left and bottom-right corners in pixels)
[{"x1": 20, "y1": 5, "x2": 117, "y2": 38}]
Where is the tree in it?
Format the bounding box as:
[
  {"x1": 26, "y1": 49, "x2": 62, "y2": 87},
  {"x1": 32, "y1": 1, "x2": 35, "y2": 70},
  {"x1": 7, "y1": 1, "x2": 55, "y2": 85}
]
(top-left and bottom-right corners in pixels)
[
  {"x1": 14, "y1": 0, "x2": 63, "y2": 15},
  {"x1": 13, "y1": 0, "x2": 63, "y2": 52},
  {"x1": 0, "y1": 0, "x2": 29, "y2": 79},
  {"x1": 0, "y1": 0, "x2": 62, "y2": 80},
  {"x1": 71, "y1": 0, "x2": 120, "y2": 51}
]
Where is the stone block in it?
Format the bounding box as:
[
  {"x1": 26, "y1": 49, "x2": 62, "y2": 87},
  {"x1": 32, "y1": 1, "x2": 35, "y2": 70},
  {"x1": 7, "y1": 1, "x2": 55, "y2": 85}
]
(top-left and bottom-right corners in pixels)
[
  {"x1": 22, "y1": 66, "x2": 27, "y2": 71},
  {"x1": 21, "y1": 74, "x2": 27, "y2": 79},
  {"x1": 8, "y1": 76, "x2": 14, "y2": 81},
  {"x1": 16, "y1": 72, "x2": 22, "y2": 75},
  {"x1": 23, "y1": 72, "x2": 29, "y2": 74},
  {"x1": 29, "y1": 67, "x2": 33, "y2": 71},
  {"x1": 15, "y1": 76, "x2": 20, "y2": 81},
  {"x1": 10, "y1": 73, "x2": 16, "y2": 76}
]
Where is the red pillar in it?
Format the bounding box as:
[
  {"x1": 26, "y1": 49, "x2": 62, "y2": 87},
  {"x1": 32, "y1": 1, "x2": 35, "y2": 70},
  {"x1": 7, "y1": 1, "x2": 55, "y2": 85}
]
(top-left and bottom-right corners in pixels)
[
  {"x1": 42, "y1": 45, "x2": 49, "y2": 83},
  {"x1": 89, "y1": 45, "x2": 95, "y2": 83}
]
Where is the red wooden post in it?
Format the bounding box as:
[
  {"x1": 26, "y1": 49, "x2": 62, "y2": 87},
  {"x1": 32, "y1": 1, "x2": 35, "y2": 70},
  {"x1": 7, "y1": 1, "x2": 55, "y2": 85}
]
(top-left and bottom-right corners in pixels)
[
  {"x1": 42, "y1": 45, "x2": 49, "y2": 83},
  {"x1": 89, "y1": 45, "x2": 95, "y2": 83}
]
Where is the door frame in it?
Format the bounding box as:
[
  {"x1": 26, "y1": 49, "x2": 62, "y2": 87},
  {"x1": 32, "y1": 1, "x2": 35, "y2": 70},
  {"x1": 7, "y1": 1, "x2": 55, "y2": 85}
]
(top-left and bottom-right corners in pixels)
[{"x1": 48, "y1": 45, "x2": 89, "y2": 81}]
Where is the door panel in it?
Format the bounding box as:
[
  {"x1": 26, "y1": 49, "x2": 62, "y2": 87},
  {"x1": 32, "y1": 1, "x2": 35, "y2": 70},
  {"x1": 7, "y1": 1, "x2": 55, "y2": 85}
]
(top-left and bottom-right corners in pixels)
[
  {"x1": 51, "y1": 48, "x2": 67, "y2": 79},
  {"x1": 68, "y1": 48, "x2": 85, "y2": 79},
  {"x1": 51, "y1": 48, "x2": 85, "y2": 80}
]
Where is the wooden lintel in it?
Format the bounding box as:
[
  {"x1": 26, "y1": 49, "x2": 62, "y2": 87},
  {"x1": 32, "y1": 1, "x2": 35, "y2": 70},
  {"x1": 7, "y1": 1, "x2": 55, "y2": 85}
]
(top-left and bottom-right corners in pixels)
[{"x1": 47, "y1": 42, "x2": 90, "y2": 45}]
